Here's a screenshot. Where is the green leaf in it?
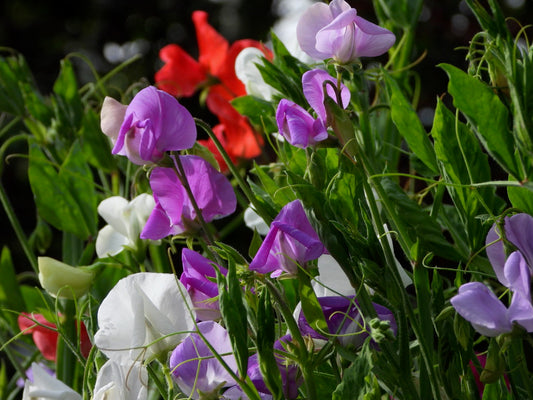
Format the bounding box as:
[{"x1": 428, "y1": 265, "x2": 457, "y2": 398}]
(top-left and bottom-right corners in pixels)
[
  {"x1": 297, "y1": 269, "x2": 328, "y2": 335},
  {"x1": 79, "y1": 109, "x2": 115, "y2": 172},
  {"x1": 0, "y1": 247, "x2": 26, "y2": 327},
  {"x1": 28, "y1": 141, "x2": 96, "y2": 239},
  {"x1": 385, "y1": 73, "x2": 438, "y2": 176},
  {"x1": 52, "y1": 59, "x2": 83, "y2": 138},
  {"x1": 231, "y1": 96, "x2": 277, "y2": 134},
  {"x1": 256, "y1": 290, "x2": 283, "y2": 399},
  {"x1": 332, "y1": 342, "x2": 373, "y2": 400},
  {"x1": 217, "y1": 255, "x2": 248, "y2": 378},
  {"x1": 0, "y1": 54, "x2": 36, "y2": 116},
  {"x1": 440, "y1": 63, "x2": 520, "y2": 179}
]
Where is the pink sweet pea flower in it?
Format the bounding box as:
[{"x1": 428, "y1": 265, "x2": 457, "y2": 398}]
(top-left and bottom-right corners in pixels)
[
  {"x1": 302, "y1": 69, "x2": 351, "y2": 121},
  {"x1": 180, "y1": 249, "x2": 227, "y2": 321},
  {"x1": 141, "y1": 155, "x2": 237, "y2": 240},
  {"x1": 101, "y1": 86, "x2": 196, "y2": 165},
  {"x1": 249, "y1": 200, "x2": 326, "y2": 276},
  {"x1": 296, "y1": 0, "x2": 395, "y2": 63}
]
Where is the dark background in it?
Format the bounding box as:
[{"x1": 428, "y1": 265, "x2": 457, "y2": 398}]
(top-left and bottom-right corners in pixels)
[{"x1": 1, "y1": 0, "x2": 532, "y2": 270}]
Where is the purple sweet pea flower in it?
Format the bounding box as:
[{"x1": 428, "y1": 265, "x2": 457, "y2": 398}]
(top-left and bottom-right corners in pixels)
[
  {"x1": 276, "y1": 99, "x2": 328, "y2": 148},
  {"x1": 451, "y1": 214, "x2": 533, "y2": 337},
  {"x1": 170, "y1": 321, "x2": 238, "y2": 399},
  {"x1": 222, "y1": 336, "x2": 302, "y2": 400},
  {"x1": 485, "y1": 213, "x2": 533, "y2": 287},
  {"x1": 298, "y1": 296, "x2": 396, "y2": 347},
  {"x1": 249, "y1": 200, "x2": 326, "y2": 277},
  {"x1": 101, "y1": 86, "x2": 197, "y2": 165},
  {"x1": 180, "y1": 249, "x2": 228, "y2": 321},
  {"x1": 302, "y1": 69, "x2": 351, "y2": 122},
  {"x1": 141, "y1": 155, "x2": 237, "y2": 240},
  {"x1": 296, "y1": 0, "x2": 395, "y2": 63}
]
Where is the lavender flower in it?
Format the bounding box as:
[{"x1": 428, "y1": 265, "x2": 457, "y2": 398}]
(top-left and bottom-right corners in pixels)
[
  {"x1": 180, "y1": 249, "x2": 227, "y2": 321},
  {"x1": 141, "y1": 155, "x2": 237, "y2": 240},
  {"x1": 298, "y1": 296, "x2": 396, "y2": 347},
  {"x1": 101, "y1": 86, "x2": 197, "y2": 165},
  {"x1": 296, "y1": 0, "x2": 395, "y2": 63},
  {"x1": 301, "y1": 69, "x2": 351, "y2": 121},
  {"x1": 249, "y1": 200, "x2": 326, "y2": 276},
  {"x1": 275, "y1": 99, "x2": 328, "y2": 148},
  {"x1": 169, "y1": 321, "x2": 238, "y2": 399},
  {"x1": 451, "y1": 214, "x2": 533, "y2": 336}
]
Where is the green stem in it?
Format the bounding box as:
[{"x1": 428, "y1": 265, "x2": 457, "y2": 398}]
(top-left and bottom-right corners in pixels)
[{"x1": 0, "y1": 182, "x2": 38, "y2": 273}]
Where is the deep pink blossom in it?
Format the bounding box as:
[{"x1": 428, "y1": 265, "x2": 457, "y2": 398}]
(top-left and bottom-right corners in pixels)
[
  {"x1": 141, "y1": 155, "x2": 237, "y2": 239},
  {"x1": 296, "y1": 0, "x2": 395, "y2": 63},
  {"x1": 101, "y1": 86, "x2": 196, "y2": 165},
  {"x1": 249, "y1": 200, "x2": 326, "y2": 276}
]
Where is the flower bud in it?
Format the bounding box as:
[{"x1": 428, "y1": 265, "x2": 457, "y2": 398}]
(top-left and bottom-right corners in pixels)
[{"x1": 38, "y1": 257, "x2": 94, "y2": 299}]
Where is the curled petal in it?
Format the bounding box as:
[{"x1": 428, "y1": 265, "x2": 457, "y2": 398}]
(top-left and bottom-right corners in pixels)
[
  {"x1": 276, "y1": 99, "x2": 328, "y2": 148},
  {"x1": 302, "y1": 69, "x2": 350, "y2": 121}
]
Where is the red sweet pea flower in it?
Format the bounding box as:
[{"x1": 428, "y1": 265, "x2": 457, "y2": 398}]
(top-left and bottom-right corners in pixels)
[
  {"x1": 18, "y1": 312, "x2": 92, "y2": 361},
  {"x1": 155, "y1": 10, "x2": 271, "y2": 100}
]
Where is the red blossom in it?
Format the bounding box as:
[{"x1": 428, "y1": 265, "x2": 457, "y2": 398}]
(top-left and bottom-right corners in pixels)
[
  {"x1": 18, "y1": 312, "x2": 92, "y2": 361},
  {"x1": 155, "y1": 10, "x2": 271, "y2": 100}
]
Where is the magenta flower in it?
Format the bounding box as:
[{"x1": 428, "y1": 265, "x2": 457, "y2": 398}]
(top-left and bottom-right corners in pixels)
[
  {"x1": 296, "y1": 0, "x2": 395, "y2": 63},
  {"x1": 298, "y1": 296, "x2": 396, "y2": 347},
  {"x1": 180, "y1": 249, "x2": 227, "y2": 321},
  {"x1": 276, "y1": 99, "x2": 327, "y2": 148},
  {"x1": 169, "y1": 321, "x2": 238, "y2": 399},
  {"x1": 101, "y1": 86, "x2": 197, "y2": 165},
  {"x1": 141, "y1": 155, "x2": 237, "y2": 240},
  {"x1": 451, "y1": 214, "x2": 533, "y2": 336},
  {"x1": 249, "y1": 200, "x2": 326, "y2": 277}
]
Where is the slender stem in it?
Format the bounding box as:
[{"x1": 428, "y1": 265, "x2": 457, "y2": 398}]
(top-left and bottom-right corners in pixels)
[{"x1": 0, "y1": 182, "x2": 38, "y2": 273}]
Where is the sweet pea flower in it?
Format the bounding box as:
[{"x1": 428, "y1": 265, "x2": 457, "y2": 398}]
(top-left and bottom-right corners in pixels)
[
  {"x1": 38, "y1": 256, "x2": 95, "y2": 299},
  {"x1": 249, "y1": 200, "x2": 326, "y2": 277},
  {"x1": 301, "y1": 69, "x2": 351, "y2": 121},
  {"x1": 169, "y1": 321, "x2": 238, "y2": 399},
  {"x1": 18, "y1": 313, "x2": 91, "y2": 361},
  {"x1": 298, "y1": 296, "x2": 396, "y2": 347},
  {"x1": 296, "y1": 0, "x2": 395, "y2": 63},
  {"x1": 100, "y1": 86, "x2": 196, "y2": 165},
  {"x1": 276, "y1": 99, "x2": 328, "y2": 148},
  {"x1": 96, "y1": 194, "x2": 155, "y2": 258},
  {"x1": 141, "y1": 156, "x2": 237, "y2": 240},
  {"x1": 312, "y1": 254, "x2": 354, "y2": 297},
  {"x1": 22, "y1": 362, "x2": 81, "y2": 400},
  {"x1": 180, "y1": 249, "x2": 228, "y2": 321},
  {"x1": 451, "y1": 213, "x2": 533, "y2": 336},
  {"x1": 235, "y1": 47, "x2": 279, "y2": 101},
  {"x1": 244, "y1": 206, "x2": 270, "y2": 236},
  {"x1": 222, "y1": 336, "x2": 302, "y2": 400},
  {"x1": 93, "y1": 360, "x2": 148, "y2": 400},
  {"x1": 94, "y1": 272, "x2": 195, "y2": 363}
]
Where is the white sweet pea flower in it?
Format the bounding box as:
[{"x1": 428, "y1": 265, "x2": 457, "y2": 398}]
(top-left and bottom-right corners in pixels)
[
  {"x1": 243, "y1": 206, "x2": 270, "y2": 236},
  {"x1": 94, "y1": 272, "x2": 196, "y2": 363},
  {"x1": 313, "y1": 254, "x2": 355, "y2": 297},
  {"x1": 235, "y1": 47, "x2": 278, "y2": 101},
  {"x1": 93, "y1": 359, "x2": 148, "y2": 400},
  {"x1": 22, "y1": 363, "x2": 81, "y2": 400},
  {"x1": 96, "y1": 194, "x2": 155, "y2": 258}
]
